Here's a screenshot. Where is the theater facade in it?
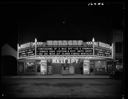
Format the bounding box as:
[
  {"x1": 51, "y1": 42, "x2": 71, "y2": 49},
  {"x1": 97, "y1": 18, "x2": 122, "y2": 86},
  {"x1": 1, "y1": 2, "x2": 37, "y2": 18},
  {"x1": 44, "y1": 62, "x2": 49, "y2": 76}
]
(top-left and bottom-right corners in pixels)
[{"x1": 17, "y1": 38, "x2": 114, "y2": 75}]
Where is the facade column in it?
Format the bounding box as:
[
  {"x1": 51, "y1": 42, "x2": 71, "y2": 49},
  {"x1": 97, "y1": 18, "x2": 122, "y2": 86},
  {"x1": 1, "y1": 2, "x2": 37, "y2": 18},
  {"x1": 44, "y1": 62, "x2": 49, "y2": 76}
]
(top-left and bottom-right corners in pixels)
[
  {"x1": 104, "y1": 60, "x2": 107, "y2": 72},
  {"x1": 24, "y1": 61, "x2": 26, "y2": 73},
  {"x1": 83, "y1": 59, "x2": 90, "y2": 74},
  {"x1": 17, "y1": 44, "x2": 19, "y2": 75},
  {"x1": 40, "y1": 58, "x2": 47, "y2": 75},
  {"x1": 111, "y1": 43, "x2": 114, "y2": 59}
]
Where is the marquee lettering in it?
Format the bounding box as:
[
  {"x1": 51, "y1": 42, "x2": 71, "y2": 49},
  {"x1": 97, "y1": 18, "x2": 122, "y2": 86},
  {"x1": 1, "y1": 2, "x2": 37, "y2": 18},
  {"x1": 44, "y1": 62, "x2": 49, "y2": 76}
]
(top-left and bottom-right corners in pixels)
[{"x1": 52, "y1": 58, "x2": 78, "y2": 63}]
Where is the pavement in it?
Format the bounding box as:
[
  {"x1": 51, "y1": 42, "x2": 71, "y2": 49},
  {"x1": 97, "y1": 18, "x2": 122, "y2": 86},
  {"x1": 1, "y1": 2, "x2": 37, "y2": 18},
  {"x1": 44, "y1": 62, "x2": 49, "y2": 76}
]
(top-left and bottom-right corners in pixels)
[{"x1": 1, "y1": 76, "x2": 122, "y2": 98}]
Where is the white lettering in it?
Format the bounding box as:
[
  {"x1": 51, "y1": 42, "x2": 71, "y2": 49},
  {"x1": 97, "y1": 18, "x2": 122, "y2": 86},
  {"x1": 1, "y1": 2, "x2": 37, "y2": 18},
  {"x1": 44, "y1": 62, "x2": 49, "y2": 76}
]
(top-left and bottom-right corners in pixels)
[
  {"x1": 47, "y1": 41, "x2": 52, "y2": 45},
  {"x1": 46, "y1": 40, "x2": 84, "y2": 46},
  {"x1": 72, "y1": 40, "x2": 77, "y2": 45},
  {"x1": 63, "y1": 40, "x2": 67, "y2": 45},
  {"x1": 52, "y1": 58, "x2": 78, "y2": 63},
  {"x1": 68, "y1": 40, "x2": 72, "y2": 45},
  {"x1": 58, "y1": 40, "x2": 62, "y2": 45},
  {"x1": 78, "y1": 40, "x2": 83, "y2": 45}
]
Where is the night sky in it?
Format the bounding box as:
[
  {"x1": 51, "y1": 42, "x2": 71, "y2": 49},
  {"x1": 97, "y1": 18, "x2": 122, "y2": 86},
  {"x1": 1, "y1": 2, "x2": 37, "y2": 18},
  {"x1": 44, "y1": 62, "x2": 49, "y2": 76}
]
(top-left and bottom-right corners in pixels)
[{"x1": 1, "y1": 1, "x2": 125, "y2": 49}]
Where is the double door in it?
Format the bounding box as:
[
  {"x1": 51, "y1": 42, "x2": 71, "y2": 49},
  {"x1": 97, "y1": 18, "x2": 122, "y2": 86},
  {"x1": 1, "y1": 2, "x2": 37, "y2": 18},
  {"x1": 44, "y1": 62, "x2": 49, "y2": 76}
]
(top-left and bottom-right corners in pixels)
[
  {"x1": 47, "y1": 63, "x2": 75, "y2": 75},
  {"x1": 52, "y1": 64, "x2": 62, "y2": 74}
]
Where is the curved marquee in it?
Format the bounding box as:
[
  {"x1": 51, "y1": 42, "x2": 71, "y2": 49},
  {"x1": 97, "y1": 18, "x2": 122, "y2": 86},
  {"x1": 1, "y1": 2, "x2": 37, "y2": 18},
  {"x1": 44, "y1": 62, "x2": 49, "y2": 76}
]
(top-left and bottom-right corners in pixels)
[{"x1": 17, "y1": 38, "x2": 113, "y2": 59}]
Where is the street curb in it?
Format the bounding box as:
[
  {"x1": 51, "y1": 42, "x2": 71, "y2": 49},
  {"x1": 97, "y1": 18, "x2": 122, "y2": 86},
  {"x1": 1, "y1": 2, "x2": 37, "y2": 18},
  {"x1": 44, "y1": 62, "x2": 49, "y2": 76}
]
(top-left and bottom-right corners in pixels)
[{"x1": 2, "y1": 75, "x2": 110, "y2": 79}]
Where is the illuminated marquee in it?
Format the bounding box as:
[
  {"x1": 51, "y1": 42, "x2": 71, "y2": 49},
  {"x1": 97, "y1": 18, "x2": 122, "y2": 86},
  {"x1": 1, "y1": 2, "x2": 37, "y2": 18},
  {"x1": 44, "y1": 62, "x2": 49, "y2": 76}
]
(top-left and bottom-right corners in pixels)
[
  {"x1": 18, "y1": 39, "x2": 112, "y2": 58},
  {"x1": 36, "y1": 47, "x2": 93, "y2": 55},
  {"x1": 99, "y1": 42, "x2": 111, "y2": 49},
  {"x1": 19, "y1": 42, "x2": 35, "y2": 49},
  {"x1": 46, "y1": 40, "x2": 83, "y2": 46}
]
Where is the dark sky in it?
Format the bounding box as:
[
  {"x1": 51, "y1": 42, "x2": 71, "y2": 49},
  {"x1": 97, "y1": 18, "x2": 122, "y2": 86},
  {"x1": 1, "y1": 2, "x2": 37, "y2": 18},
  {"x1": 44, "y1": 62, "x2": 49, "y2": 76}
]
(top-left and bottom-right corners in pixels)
[{"x1": 1, "y1": 1, "x2": 125, "y2": 49}]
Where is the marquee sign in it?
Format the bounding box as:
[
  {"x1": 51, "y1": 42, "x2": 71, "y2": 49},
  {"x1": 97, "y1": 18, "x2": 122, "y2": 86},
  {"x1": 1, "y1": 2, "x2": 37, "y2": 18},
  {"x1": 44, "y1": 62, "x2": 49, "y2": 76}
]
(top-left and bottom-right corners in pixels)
[
  {"x1": 19, "y1": 47, "x2": 35, "y2": 57},
  {"x1": 36, "y1": 47, "x2": 93, "y2": 55},
  {"x1": 18, "y1": 39, "x2": 112, "y2": 58},
  {"x1": 94, "y1": 47, "x2": 112, "y2": 57}
]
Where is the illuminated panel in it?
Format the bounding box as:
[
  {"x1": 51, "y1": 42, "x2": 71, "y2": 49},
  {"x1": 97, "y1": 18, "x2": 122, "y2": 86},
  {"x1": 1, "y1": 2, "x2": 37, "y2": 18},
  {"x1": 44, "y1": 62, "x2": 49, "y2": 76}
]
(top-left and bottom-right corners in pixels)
[
  {"x1": 36, "y1": 46, "x2": 93, "y2": 56},
  {"x1": 46, "y1": 40, "x2": 83, "y2": 46},
  {"x1": 18, "y1": 40, "x2": 112, "y2": 58},
  {"x1": 94, "y1": 47, "x2": 112, "y2": 57},
  {"x1": 19, "y1": 46, "x2": 35, "y2": 58},
  {"x1": 98, "y1": 42, "x2": 111, "y2": 49}
]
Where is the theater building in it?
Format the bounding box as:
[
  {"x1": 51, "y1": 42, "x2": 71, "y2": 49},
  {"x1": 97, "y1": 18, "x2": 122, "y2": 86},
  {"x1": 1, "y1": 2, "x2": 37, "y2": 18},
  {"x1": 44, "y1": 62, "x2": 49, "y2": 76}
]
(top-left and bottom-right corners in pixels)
[{"x1": 17, "y1": 38, "x2": 114, "y2": 75}]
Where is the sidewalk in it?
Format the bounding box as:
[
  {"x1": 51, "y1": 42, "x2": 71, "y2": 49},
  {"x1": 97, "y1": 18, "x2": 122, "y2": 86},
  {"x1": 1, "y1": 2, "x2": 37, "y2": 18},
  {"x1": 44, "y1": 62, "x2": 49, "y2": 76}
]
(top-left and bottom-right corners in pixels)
[{"x1": 2, "y1": 74, "x2": 110, "y2": 79}]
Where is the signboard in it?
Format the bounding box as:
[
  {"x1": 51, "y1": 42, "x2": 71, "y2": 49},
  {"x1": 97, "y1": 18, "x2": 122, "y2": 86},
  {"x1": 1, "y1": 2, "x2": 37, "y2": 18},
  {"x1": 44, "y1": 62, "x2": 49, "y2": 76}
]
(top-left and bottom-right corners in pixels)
[
  {"x1": 18, "y1": 46, "x2": 112, "y2": 58},
  {"x1": 94, "y1": 47, "x2": 112, "y2": 57},
  {"x1": 18, "y1": 40, "x2": 112, "y2": 58},
  {"x1": 19, "y1": 47, "x2": 35, "y2": 57},
  {"x1": 46, "y1": 40, "x2": 83, "y2": 46},
  {"x1": 36, "y1": 47, "x2": 93, "y2": 56}
]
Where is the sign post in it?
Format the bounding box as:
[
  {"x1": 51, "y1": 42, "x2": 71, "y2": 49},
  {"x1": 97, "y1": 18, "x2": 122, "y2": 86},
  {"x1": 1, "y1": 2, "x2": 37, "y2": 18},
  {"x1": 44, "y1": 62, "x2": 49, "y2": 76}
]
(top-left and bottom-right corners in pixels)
[
  {"x1": 92, "y1": 37, "x2": 95, "y2": 56},
  {"x1": 35, "y1": 38, "x2": 37, "y2": 57}
]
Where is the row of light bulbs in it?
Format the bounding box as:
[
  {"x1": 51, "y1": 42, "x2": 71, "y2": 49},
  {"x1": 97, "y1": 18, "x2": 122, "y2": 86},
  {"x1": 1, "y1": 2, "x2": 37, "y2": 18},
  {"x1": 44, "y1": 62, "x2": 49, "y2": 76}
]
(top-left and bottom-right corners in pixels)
[{"x1": 88, "y1": 2, "x2": 104, "y2": 6}]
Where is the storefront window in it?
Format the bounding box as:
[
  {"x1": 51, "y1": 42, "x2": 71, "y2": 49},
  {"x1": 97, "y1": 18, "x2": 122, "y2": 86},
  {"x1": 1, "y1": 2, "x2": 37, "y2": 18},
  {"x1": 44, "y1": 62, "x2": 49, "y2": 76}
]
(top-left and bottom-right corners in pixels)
[
  {"x1": 17, "y1": 61, "x2": 24, "y2": 73},
  {"x1": 25, "y1": 61, "x2": 36, "y2": 73},
  {"x1": 94, "y1": 61, "x2": 106, "y2": 72}
]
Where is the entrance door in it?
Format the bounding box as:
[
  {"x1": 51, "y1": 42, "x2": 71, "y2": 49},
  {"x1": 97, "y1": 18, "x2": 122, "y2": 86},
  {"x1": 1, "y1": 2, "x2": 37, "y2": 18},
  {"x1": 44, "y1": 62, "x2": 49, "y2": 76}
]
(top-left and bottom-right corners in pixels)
[
  {"x1": 69, "y1": 65, "x2": 74, "y2": 74},
  {"x1": 75, "y1": 61, "x2": 83, "y2": 74},
  {"x1": 52, "y1": 64, "x2": 62, "y2": 74}
]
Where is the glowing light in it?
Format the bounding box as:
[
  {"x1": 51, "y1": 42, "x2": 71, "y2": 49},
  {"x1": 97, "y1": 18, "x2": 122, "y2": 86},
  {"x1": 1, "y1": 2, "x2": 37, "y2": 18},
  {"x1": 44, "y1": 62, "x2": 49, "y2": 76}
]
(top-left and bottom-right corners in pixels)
[
  {"x1": 98, "y1": 3, "x2": 101, "y2": 5},
  {"x1": 92, "y1": 37, "x2": 95, "y2": 42},
  {"x1": 99, "y1": 42, "x2": 111, "y2": 48},
  {"x1": 35, "y1": 38, "x2": 37, "y2": 42},
  {"x1": 52, "y1": 58, "x2": 78, "y2": 63},
  {"x1": 46, "y1": 40, "x2": 83, "y2": 46},
  {"x1": 94, "y1": 3, "x2": 96, "y2": 5},
  {"x1": 101, "y1": 3, "x2": 104, "y2": 5}
]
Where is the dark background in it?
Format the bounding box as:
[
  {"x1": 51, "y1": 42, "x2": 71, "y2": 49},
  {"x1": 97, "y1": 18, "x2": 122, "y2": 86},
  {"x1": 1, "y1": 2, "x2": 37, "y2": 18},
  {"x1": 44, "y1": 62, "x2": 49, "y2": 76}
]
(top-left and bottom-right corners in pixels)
[{"x1": 1, "y1": 1, "x2": 125, "y2": 50}]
